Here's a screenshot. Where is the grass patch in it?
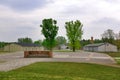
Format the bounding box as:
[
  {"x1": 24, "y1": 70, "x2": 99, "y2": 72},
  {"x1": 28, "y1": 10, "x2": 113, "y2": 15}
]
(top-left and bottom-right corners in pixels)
[
  {"x1": 102, "y1": 52, "x2": 120, "y2": 64},
  {"x1": 53, "y1": 50, "x2": 72, "y2": 52},
  {"x1": 0, "y1": 51, "x2": 14, "y2": 54},
  {"x1": 53, "y1": 50, "x2": 82, "y2": 52},
  {"x1": 0, "y1": 51, "x2": 9, "y2": 54},
  {"x1": 0, "y1": 62, "x2": 120, "y2": 80},
  {"x1": 102, "y1": 52, "x2": 120, "y2": 57},
  {"x1": 115, "y1": 59, "x2": 120, "y2": 64},
  {"x1": 114, "y1": 57, "x2": 120, "y2": 64},
  {"x1": 0, "y1": 61, "x2": 5, "y2": 63}
]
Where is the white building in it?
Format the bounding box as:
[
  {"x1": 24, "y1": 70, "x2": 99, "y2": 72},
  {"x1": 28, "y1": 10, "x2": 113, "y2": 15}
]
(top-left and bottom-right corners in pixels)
[
  {"x1": 83, "y1": 43, "x2": 117, "y2": 52},
  {"x1": 59, "y1": 44, "x2": 69, "y2": 50}
]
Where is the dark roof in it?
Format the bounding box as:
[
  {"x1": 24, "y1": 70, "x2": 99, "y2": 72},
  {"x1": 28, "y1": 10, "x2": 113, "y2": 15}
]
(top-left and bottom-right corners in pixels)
[
  {"x1": 84, "y1": 43, "x2": 105, "y2": 47},
  {"x1": 15, "y1": 43, "x2": 40, "y2": 47}
]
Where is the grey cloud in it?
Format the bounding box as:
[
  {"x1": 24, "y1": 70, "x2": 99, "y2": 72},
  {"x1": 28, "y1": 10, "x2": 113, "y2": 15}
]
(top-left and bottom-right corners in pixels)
[
  {"x1": 0, "y1": 25, "x2": 38, "y2": 42},
  {"x1": 0, "y1": 0, "x2": 50, "y2": 11},
  {"x1": 83, "y1": 17, "x2": 120, "y2": 39},
  {"x1": 62, "y1": 5, "x2": 86, "y2": 15},
  {"x1": 87, "y1": 17, "x2": 120, "y2": 38},
  {"x1": 62, "y1": 3, "x2": 98, "y2": 15},
  {"x1": 93, "y1": 17, "x2": 120, "y2": 28},
  {"x1": 105, "y1": 0, "x2": 120, "y2": 3},
  {"x1": 0, "y1": 16, "x2": 39, "y2": 42}
]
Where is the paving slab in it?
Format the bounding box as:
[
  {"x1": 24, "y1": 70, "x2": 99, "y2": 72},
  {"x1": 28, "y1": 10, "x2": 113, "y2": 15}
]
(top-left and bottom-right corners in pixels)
[{"x1": 0, "y1": 51, "x2": 118, "y2": 71}]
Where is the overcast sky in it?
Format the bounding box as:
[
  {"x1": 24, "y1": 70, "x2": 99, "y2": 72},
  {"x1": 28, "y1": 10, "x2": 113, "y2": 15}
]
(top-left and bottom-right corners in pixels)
[{"x1": 0, "y1": 0, "x2": 120, "y2": 42}]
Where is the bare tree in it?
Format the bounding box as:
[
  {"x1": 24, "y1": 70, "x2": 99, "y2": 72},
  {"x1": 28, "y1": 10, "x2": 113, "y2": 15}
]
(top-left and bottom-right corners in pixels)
[
  {"x1": 115, "y1": 31, "x2": 120, "y2": 40},
  {"x1": 101, "y1": 29, "x2": 115, "y2": 44}
]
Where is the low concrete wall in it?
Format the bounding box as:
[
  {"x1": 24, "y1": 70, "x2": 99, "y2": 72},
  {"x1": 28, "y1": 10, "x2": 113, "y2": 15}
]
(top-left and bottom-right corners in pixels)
[{"x1": 24, "y1": 51, "x2": 52, "y2": 58}]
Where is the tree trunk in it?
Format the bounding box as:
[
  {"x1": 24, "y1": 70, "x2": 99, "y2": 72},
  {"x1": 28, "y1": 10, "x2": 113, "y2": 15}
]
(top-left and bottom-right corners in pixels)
[
  {"x1": 50, "y1": 48, "x2": 53, "y2": 52},
  {"x1": 73, "y1": 46, "x2": 75, "y2": 52},
  {"x1": 72, "y1": 41, "x2": 76, "y2": 52}
]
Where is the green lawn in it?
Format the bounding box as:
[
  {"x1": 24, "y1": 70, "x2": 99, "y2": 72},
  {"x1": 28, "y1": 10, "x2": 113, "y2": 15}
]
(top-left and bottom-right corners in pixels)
[
  {"x1": 0, "y1": 62, "x2": 120, "y2": 80},
  {"x1": 0, "y1": 51, "x2": 9, "y2": 54},
  {"x1": 115, "y1": 59, "x2": 120, "y2": 64}
]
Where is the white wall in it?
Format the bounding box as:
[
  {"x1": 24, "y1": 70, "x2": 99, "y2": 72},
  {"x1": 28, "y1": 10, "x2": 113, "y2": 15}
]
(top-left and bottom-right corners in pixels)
[
  {"x1": 4, "y1": 44, "x2": 44, "y2": 51},
  {"x1": 23, "y1": 47, "x2": 44, "y2": 51},
  {"x1": 98, "y1": 43, "x2": 117, "y2": 52},
  {"x1": 4, "y1": 44, "x2": 22, "y2": 51}
]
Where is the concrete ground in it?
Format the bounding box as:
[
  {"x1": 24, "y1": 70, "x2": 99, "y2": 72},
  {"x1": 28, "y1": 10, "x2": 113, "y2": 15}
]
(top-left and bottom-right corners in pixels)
[{"x1": 0, "y1": 51, "x2": 118, "y2": 71}]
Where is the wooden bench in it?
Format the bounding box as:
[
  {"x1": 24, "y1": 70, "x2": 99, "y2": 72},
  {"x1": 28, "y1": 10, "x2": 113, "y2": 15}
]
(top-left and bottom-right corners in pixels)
[{"x1": 24, "y1": 51, "x2": 52, "y2": 58}]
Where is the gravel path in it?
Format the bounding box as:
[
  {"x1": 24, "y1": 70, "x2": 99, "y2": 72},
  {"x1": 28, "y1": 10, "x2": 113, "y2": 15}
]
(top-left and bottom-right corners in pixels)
[{"x1": 0, "y1": 51, "x2": 118, "y2": 71}]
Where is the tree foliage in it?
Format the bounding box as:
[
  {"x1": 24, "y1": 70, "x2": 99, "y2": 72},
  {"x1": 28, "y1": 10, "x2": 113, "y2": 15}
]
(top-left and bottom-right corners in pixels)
[
  {"x1": 40, "y1": 18, "x2": 59, "y2": 51},
  {"x1": 80, "y1": 39, "x2": 90, "y2": 47},
  {"x1": 101, "y1": 29, "x2": 115, "y2": 44},
  {"x1": 80, "y1": 39, "x2": 103, "y2": 48},
  {"x1": 114, "y1": 32, "x2": 120, "y2": 51},
  {"x1": 0, "y1": 42, "x2": 6, "y2": 48},
  {"x1": 34, "y1": 40, "x2": 42, "y2": 46},
  {"x1": 114, "y1": 40, "x2": 120, "y2": 51},
  {"x1": 18, "y1": 37, "x2": 33, "y2": 43},
  {"x1": 65, "y1": 20, "x2": 83, "y2": 52},
  {"x1": 115, "y1": 31, "x2": 120, "y2": 40},
  {"x1": 56, "y1": 36, "x2": 66, "y2": 45}
]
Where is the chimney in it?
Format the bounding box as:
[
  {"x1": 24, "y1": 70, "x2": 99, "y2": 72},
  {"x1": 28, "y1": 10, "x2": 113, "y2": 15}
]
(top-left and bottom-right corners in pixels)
[{"x1": 90, "y1": 36, "x2": 94, "y2": 44}]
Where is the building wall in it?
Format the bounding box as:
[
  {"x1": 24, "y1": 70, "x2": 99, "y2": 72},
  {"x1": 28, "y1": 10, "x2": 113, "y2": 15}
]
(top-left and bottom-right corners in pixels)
[
  {"x1": 98, "y1": 43, "x2": 117, "y2": 52},
  {"x1": 93, "y1": 47, "x2": 98, "y2": 52},
  {"x1": 83, "y1": 47, "x2": 89, "y2": 51},
  {"x1": 4, "y1": 44, "x2": 22, "y2": 51},
  {"x1": 4, "y1": 44, "x2": 44, "y2": 51},
  {"x1": 84, "y1": 43, "x2": 117, "y2": 52},
  {"x1": 83, "y1": 46, "x2": 98, "y2": 52},
  {"x1": 23, "y1": 47, "x2": 44, "y2": 51}
]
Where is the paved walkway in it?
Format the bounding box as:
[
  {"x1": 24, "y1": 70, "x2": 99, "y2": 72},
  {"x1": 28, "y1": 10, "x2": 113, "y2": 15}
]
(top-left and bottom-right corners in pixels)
[{"x1": 0, "y1": 51, "x2": 118, "y2": 71}]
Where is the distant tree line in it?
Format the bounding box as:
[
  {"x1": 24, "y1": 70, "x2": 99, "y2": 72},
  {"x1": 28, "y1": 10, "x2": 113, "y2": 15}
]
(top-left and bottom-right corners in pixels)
[
  {"x1": 80, "y1": 39, "x2": 103, "y2": 47},
  {"x1": 18, "y1": 37, "x2": 33, "y2": 44}
]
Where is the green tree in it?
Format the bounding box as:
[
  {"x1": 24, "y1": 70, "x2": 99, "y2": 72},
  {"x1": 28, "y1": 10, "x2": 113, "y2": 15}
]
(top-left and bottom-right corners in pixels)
[
  {"x1": 80, "y1": 39, "x2": 91, "y2": 47},
  {"x1": 18, "y1": 37, "x2": 33, "y2": 43},
  {"x1": 114, "y1": 32, "x2": 120, "y2": 51},
  {"x1": 94, "y1": 39, "x2": 103, "y2": 43},
  {"x1": 80, "y1": 39, "x2": 103, "y2": 48},
  {"x1": 0, "y1": 42, "x2": 5, "y2": 48},
  {"x1": 40, "y1": 18, "x2": 59, "y2": 51},
  {"x1": 34, "y1": 40, "x2": 42, "y2": 46},
  {"x1": 114, "y1": 40, "x2": 120, "y2": 51},
  {"x1": 65, "y1": 20, "x2": 83, "y2": 52},
  {"x1": 56, "y1": 36, "x2": 66, "y2": 45},
  {"x1": 56, "y1": 36, "x2": 67, "y2": 50}
]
